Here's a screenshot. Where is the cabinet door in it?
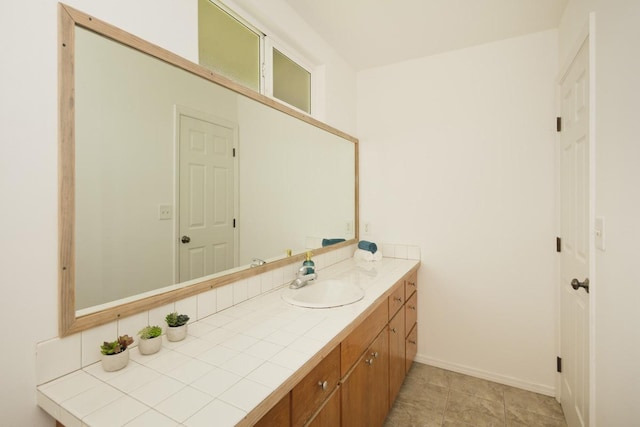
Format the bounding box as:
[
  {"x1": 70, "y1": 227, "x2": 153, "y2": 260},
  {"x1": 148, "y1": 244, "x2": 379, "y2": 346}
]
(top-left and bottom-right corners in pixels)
[
  {"x1": 341, "y1": 328, "x2": 389, "y2": 427},
  {"x1": 254, "y1": 392, "x2": 291, "y2": 427},
  {"x1": 388, "y1": 279, "x2": 404, "y2": 319},
  {"x1": 389, "y1": 307, "x2": 406, "y2": 406},
  {"x1": 405, "y1": 291, "x2": 418, "y2": 337},
  {"x1": 292, "y1": 345, "x2": 340, "y2": 427},
  {"x1": 406, "y1": 323, "x2": 418, "y2": 373},
  {"x1": 307, "y1": 388, "x2": 340, "y2": 427}
]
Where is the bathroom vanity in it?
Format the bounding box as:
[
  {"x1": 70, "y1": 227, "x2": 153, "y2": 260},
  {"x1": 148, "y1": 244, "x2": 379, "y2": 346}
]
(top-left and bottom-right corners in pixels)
[{"x1": 38, "y1": 257, "x2": 419, "y2": 426}]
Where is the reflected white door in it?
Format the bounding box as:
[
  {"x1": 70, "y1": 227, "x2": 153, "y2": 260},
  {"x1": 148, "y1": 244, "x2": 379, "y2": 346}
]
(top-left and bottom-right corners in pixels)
[
  {"x1": 559, "y1": 39, "x2": 590, "y2": 427},
  {"x1": 179, "y1": 114, "x2": 237, "y2": 282}
]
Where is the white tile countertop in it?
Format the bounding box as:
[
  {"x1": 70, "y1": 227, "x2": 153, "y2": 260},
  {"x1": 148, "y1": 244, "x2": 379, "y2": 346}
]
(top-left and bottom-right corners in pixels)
[{"x1": 37, "y1": 256, "x2": 419, "y2": 427}]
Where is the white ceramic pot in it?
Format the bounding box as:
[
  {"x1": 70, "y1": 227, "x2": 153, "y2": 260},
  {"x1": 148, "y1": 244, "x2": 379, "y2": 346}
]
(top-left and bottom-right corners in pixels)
[
  {"x1": 138, "y1": 336, "x2": 162, "y2": 355},
  {"x1": 166, "y1": 324, "x2": 187, "y2": 342},
  {"x1": 101, "y1": 348, "x2": 129, "y2": 372}
]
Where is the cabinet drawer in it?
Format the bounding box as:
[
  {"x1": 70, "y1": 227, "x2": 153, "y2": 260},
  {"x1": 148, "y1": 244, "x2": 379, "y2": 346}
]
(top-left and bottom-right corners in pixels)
[
  {"x1": 341, "y1": 301, "x2": 388, "y2": 377},
  {"x1": 406, "y1": 323, "x2": 418, "y2": 373},
  {"x1": 388, "y1": 280, "x2": 404, "y2": 319},
  {"x1": 405, "y1": 271, "x2": 418, "y2": 300},
  {"x1": 292, "y1": 345, "x2": 340, "y2": 427},
  {"x1": 405, "y1": 291, "x2": 417, "y2": 336}
]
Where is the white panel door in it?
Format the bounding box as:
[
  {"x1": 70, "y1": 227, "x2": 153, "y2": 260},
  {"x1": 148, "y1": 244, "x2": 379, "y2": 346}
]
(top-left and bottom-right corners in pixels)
[
  {"x1": 179, "y1": 114, "x2": 237, "y2": 282},
  {"x1": 559, "y1": 38, "x2": 590, "y2": 427}
]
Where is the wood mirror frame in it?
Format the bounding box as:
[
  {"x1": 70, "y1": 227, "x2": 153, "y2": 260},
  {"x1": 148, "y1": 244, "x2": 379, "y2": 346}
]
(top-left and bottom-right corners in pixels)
[{"x1": 58, "y1": 3, "x2": 359, "y2": 336}]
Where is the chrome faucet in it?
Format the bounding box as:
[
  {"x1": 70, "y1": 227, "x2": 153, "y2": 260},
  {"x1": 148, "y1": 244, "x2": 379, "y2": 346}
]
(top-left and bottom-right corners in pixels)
[
  {"x1": 289, "y1": 265, "x2": 318, "y2": 289},
  {"x1": 250, "y1": 258, "x2": 266, "y2": 267}
]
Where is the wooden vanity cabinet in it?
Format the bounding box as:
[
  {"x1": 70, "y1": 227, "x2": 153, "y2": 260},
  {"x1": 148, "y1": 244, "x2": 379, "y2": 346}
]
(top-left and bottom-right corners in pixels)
[
  {"x1": 388, "y1": 306, "x2": 406, "y2": 405},
  {"x1": 341, "y1": 328, "x2": 389, "y2": 427},
  {"x1": 306, "y1": 387, "x2": 341, "y2": 427},
  {"x1": 340, "y1": 302, "x2": 388, "y2": 377},
  {"x1": 291, "y1": 345, "x2": 340, "y2": 427},
  {"x1": 254, "y1": 393, "x2": 291, "y2": 427}
]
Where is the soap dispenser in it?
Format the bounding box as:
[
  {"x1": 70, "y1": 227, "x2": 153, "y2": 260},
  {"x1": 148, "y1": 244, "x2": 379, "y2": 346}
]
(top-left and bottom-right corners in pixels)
[{"x1": 302, "y1": 251, "x2": 315, "y2": 274}]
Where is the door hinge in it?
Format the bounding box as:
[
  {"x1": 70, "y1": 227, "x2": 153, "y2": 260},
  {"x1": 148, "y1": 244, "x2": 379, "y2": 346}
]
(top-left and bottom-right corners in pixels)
[
  {"x1": 233, "y1": 148, "x2": 236, "y2": 157},
  {"x1": 556, "y1": 117, "x2": 562, "y2": 132},
  {"x1": 233, "y1": 218, "x2": 236, "y2": 228},
  {"x1": 557, "y1": 356, "x2": 562, "y2": 373},
  {"x1": 556, "y1": 237, "x2": 562, "y2": 253}
]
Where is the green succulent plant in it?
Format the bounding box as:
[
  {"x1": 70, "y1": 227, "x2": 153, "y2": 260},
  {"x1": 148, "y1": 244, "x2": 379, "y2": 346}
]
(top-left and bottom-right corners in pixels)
[
  {"x1": 165, "y1": 312, "x2": 190, "y2": 327},
  {"x1": 137, "y1": 325, "x2": 162, "y2": 340},
  {"x1": 100, "y1": 335, "x2": 134, "y2": 355}
]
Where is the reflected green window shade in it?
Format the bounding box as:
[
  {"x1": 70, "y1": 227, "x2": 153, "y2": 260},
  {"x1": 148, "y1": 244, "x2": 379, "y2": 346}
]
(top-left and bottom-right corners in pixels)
[
  {"x1": 273, "y1": 48, "x2": 311, "y2": 113},
  {"x1": 198, "y1": 0, "x2": 260, "y2": 92}
]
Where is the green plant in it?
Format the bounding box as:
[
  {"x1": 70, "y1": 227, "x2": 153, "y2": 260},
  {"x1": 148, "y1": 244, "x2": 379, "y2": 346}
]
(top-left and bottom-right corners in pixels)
[
  {"x1": 137, "y1": 325, "x2": 162, "y2": 340},
  {"x1": 165, "y1": 312, "x2": 189, "y2": 327},
  {"x1": 100, "y1": 335, "x2": 134, "y2": 355}
]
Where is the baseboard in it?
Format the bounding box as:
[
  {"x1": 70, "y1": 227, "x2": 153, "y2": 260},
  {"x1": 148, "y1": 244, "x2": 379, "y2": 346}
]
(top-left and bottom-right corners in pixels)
[{"x1": 414, "y1": 353, "x2": 557, "y2": 397}]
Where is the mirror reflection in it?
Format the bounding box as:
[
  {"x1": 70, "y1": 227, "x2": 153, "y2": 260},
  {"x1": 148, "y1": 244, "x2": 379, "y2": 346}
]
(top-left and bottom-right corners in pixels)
[{"x1": 73, "y1": 27, "x2": 356, "y2": 311}]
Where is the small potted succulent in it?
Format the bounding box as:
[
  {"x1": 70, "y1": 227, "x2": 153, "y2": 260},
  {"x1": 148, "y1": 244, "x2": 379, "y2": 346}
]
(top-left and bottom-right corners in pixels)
[
  {"x1": 165, "y1": 312, "x2": 190, "y2": 342},
  {"x1": 137, "y1": 325, "x2": 163, "y2": 355},
  {"x1": 100, "y1": 335, "x2": 134, "y2": 372}
]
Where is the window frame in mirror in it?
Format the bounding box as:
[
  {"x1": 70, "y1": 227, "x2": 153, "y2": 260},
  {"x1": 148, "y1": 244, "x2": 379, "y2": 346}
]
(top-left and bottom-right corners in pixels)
[{"x1": 58, "y1": 3, "x2": 359, "y2": 337}]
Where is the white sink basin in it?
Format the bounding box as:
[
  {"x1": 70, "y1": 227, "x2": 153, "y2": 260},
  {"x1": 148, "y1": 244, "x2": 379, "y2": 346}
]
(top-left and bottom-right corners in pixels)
[{"x1": 282, "y1": 279, "x2": 365, "y2": 308}]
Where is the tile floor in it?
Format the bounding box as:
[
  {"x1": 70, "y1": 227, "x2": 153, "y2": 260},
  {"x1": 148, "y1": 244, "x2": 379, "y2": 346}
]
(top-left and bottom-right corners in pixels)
[{"x1": 384, "y1": 363, "x2": 567, "y2": 427}]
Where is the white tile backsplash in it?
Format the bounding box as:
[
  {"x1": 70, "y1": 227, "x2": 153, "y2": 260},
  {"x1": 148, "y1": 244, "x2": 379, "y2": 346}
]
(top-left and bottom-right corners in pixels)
[
  {"x1": 117, "y1": 312, "x2": 147, "y2": 344},
  {"x1": 37, "y1": 334, "x2": 82, "y2": 385},
  {"x1": 148, "y1": 303, "x2": 174, "y2": 330},
  {"x1": 196, "y1": 288, "x2": 217, "y2": 320},
  {"x1": 216, "y1": 284, "x2": 233, "y2": 312},
  {"x1": 232, "y1": 279, "x2": 248, "y2": 305},
  {"x1": 175, "y1": 296, "x2": 198, "y2": 325}
]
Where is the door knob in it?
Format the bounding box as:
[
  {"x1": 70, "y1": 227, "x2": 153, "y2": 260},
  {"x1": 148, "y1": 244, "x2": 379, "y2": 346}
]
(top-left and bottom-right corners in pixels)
[
  {"x1": 181, "y1": 235, "x2": 191, "y2": 244},
  {"x1": 571, "y1": 278, "x2": 589, "y2": 293}
]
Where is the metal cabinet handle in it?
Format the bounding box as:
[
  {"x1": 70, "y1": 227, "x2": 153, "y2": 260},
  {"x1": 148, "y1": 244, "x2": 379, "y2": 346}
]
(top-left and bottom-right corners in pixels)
[
  {"x1": 408, "y1": 281, "x2": 416, "y2": 287},
  {"x1": 318, "y1": 380, "x2": 328, "y2": 391},
  {"x1": 391, "y1": 327, "x2": 397, "y2": 333},
  {"x1": 408, "y1": 340, "x2": 417, "y2": 345},
  {"x1": 371, "y1": 351, "x2": 379, "y2": 358},
  {"x1": 393, "y1": 296, "x2": 402, "y2": 302},
  {"x1": 365, "y1": 358, "x2": 373, "y2": 366},
  {"x1": 181, "y1": 235, "x2": 191, "y2": 244},
  {"x1": 571, "y1": 278, "x2": 590, "y2": 293},
  {"x1": 408, "y1": 305, "x2": 416, "y2": 311}
]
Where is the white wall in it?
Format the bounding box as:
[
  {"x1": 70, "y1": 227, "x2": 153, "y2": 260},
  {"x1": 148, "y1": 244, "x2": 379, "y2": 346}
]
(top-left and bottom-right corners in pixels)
[
  {"x1": 0, "y1": 0, "x2": 356, "y2": 425},
  {"x1": 560, "y1": 0, "x2": 640, "y2": 424},
  {"x1": 358, "y1": 30, "x2": 559, "y2": 393}
]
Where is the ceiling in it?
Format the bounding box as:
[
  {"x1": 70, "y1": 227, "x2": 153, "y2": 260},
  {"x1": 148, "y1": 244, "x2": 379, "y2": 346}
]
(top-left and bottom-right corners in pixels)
[{"x1": 283, "y1": 0, "x2": 568, "y2": 70}]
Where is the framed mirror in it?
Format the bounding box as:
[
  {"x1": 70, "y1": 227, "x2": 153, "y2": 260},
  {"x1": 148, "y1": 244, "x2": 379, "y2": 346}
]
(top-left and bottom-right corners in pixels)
[{"x1": 58, "y1": 4, "x2": 358, "y2": 336}]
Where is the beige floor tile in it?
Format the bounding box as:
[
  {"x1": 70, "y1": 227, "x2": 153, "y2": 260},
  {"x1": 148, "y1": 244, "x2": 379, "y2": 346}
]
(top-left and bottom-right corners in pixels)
[
  {"x1": 384, "y1": 401, "x2": 444, "y2": 427},
  {"x1": 444, "y1": 390, "x2": 505, "y2": 427},
  {"x1": 384, "y1": 363, "x2": 568, "y2": 427},
  {"x1": 448, "y1": 372, "x2": 507, "y2": 403},
  {"x1": 406, "y1": 363, "x2": 451, "y2": 389},
  {"x1": 506, "y1": 411, "x2": 568, "y2": 427},
  {"x1": 503, "y1": 387, "x2": 565, "y2": 422}
]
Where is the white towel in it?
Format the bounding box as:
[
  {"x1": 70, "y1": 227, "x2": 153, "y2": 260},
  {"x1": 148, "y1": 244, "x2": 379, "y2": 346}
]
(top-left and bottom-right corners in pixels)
[{"x1": 354, "y1": 248, "x2": 382, "y2": 262}]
